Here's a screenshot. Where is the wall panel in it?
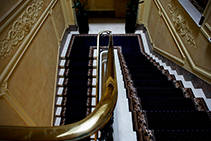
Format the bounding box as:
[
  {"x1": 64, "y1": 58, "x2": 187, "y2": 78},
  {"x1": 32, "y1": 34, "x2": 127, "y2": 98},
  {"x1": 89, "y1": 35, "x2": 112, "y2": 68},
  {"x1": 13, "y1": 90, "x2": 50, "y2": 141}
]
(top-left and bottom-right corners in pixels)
[
  {"x1": 194, "y1": 32, "x2": 211, "y2": 71},
  {"x1": 166, "y1": 0, "x2": 211, "y2": 78},
  {"x1": 8, "y1": 15, "x2": 58, "y2": 126},
  {"x1": 52, "y1": 1, "x2": 65, "y2": 41},
  {"x1": 0, "y1": 0, "x2": 69, "y2": 126},
  {"x1": 0, "y1": 0, "x2": 45, "y2": 73},
  {"x1": 147, "y1": 1, "x2": 160, "y2": 42},
  {"x1": 0, "y1": 0, "x2": 20, "y2": 18},
  {"x1": 0, "y1": 97, "x2": 28, "y2": 126},
  {"x1": 154, "y1": 16, "x2": 184, "y2": 64}
]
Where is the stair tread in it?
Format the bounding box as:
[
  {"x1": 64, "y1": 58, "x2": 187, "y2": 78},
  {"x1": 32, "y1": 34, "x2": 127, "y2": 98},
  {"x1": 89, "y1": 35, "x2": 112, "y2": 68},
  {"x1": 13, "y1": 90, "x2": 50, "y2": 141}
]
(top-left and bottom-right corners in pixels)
[
  {"x1": 63, "y1": 37, "x2": 90, "y2": 125},
  {"x1": 133, "y1": 80, "x2": 175, "y2": 87},
  {"x1": 140, "y1": 97, "x2": 196, "y2": 111},
  {"x1": 154, "y1": 129, "x2": 211, "y2": 141},
  {"x1": 136, "y1": 87, "x2": 184, "y2": 97},
  {"x1": 146, "y1": 111, "x2": 211, "y2": 130},
  {"x1": 131, "y1": 74, "x2": 168, "y2": 81},
  {"x1": 129, "y1": 69, "x2": 162, "y2": 74}
]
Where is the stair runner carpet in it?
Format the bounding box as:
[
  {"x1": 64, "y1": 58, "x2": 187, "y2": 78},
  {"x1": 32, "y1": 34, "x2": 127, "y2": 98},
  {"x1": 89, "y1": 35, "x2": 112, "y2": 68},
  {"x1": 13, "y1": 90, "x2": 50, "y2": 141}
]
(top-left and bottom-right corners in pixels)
[
  {"x1": 62, "y1": 34, "x2": 211, "y2": 141},
  {"x1": 118, "y1": 35, "x2": 211, "y2": 140},
  {"x1": 61, "y1": 35, "x2": 110, "y2": 141}
]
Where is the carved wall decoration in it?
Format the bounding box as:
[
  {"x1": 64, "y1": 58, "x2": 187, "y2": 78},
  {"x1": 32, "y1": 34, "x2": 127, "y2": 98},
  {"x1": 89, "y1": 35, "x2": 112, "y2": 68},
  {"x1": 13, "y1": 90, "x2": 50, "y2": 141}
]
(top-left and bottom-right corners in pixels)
[
  {"x1": 0, "y1": 0, "x2": 43, "y2": 59},
  {"x1": 0, "y1": 80, "x2": 8, "y2": 96},
  {"x1": 168, "y1": 3, "x2": 196, "y2": 48}
]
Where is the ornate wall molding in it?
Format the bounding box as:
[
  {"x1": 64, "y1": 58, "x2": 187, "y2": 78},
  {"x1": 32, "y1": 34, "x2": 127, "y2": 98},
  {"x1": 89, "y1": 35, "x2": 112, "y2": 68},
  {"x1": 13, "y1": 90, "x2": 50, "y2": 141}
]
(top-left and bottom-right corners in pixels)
[
  {"x1": 0, "y1": 0, "x2": 43, "y2": 59},
  {"x1": 168, "y1": 3, "x2": 196, "y2": 48},
  {"x1": 153, "y1": 45, "x2": 186, "y2": 65},
  {"x1": 0, "y1": 80, "x2": 8, "y2": 96},
  {"x1": 1, "y1": 81, "x2": 37, "y2": 126}
]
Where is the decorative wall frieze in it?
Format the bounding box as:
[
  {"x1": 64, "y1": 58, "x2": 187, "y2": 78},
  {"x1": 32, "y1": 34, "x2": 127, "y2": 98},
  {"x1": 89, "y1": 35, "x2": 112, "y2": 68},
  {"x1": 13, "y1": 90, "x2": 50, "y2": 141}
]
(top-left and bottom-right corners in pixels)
[
  {"x1": 0, "y1": 0, "x2": 43, "y2": 59},
  {"x1": 0, "y1": 80, "x2": 8, "y2": 96},
  {"x1": 168, "y1": 3, "x2": 196, "y2": 48}
]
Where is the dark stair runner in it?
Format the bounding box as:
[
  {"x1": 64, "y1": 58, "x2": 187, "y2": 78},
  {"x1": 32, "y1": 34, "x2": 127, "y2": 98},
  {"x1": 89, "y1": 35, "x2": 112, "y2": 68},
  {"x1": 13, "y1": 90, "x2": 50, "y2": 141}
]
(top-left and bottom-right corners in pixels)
[
  {"x1": 62, "y1": 35, "x2": 211, "y2": 140},
  {"x1": 63, "y1": 36, "x2": 104, "y2": 124},
  {"x1": 61, "y1": 35, "x2": 109, "y2": 141},
  {"x1": 120, "y1": 36, "x2": 211, "y2": 140},
  {"x1": 65, "y1": 57, "x2": 89, "y2": 124},
  {"x1": 62, "y1": 36, "x2": 97, "y2": 141}
]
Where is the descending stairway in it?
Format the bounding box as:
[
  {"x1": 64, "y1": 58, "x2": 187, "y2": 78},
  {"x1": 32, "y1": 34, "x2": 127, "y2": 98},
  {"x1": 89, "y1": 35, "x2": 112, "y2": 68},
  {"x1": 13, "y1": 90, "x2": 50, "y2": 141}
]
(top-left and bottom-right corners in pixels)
[
  {"x1": 121, "y1": 36, "x2": 211, "y2": 140},
  {"x1": 62, "y1": 36, "x2": 92, "y2": 125},
  {"x1": 56, "y1": 34, "x2": 211, "y2": 140},
  {"x1": 58, "y1": 35, "x2": 107, "y2": 141}
]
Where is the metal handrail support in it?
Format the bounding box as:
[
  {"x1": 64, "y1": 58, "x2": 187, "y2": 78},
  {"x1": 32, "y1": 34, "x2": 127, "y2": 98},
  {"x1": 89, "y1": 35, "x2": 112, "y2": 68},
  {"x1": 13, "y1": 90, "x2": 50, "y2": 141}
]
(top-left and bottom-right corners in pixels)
[{"x1": 96, "y1": 30, "x2": 112, "y2": 103}]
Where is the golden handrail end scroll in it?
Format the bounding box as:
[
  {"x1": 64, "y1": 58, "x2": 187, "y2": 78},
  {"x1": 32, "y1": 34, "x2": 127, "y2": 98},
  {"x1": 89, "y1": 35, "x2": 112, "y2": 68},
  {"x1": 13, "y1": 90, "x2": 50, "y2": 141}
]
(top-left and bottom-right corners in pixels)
[{"x1": 0, "y1": 30, "x2": 118, "y2": 140}]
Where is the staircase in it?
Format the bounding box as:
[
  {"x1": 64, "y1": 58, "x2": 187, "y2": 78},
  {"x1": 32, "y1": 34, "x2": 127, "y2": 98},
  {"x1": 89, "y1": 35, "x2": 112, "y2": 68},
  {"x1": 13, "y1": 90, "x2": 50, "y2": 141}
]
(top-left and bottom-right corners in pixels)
[
  {"x1": 56, "y1": 34, "x2": 211, "y2": 141},
  {"x1": 58, "y1": 35, "x2": 95, "y2": 140},
  {"x1": 64, "y1": 41, "x2": 90, "y2": 124},
  {"x1": 56, "y1": 36, "x2": 93, "y2": 128},
  {"x1": 121, "y1": 36, "x2": 211, "y2": 140}
]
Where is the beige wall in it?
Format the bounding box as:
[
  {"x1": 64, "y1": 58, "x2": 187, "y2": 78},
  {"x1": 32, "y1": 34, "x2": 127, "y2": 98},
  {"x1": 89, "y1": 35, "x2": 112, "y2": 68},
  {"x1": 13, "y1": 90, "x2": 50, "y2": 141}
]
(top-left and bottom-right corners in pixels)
[
  {"x1": 137, "y1": 0, "x2": 211, "y2": 85},
  {"x1": 0, "y1": 0, "x2": 74, "y2": 126}
]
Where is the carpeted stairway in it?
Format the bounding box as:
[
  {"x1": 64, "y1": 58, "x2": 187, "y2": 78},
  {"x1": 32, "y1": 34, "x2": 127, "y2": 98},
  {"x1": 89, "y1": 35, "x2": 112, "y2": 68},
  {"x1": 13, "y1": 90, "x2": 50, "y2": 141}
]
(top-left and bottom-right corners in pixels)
[
  {"x1": 120, "y1": 35, "x2": 211, "y2": 140},
  {"x1": 60, "y1": 34, "x2": 211, "y2": 140},
  {"x1": 63, "y1": 36, "x2": 91, "y2": 125}
]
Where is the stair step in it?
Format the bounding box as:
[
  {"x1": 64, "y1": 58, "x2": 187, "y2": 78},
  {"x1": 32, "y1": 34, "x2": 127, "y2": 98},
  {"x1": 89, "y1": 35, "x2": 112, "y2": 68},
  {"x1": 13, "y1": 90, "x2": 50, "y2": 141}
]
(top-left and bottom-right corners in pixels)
[
  {"x1": 62, "y1": 36, "x2": 91, "y2": 125},
  {"x1": 68, "y1": 69, "x2": 88, "y2": 76},
  {"x1": 153, "y1": 130, "x2": 211, "y2": 141},
  {"x1": 65, "y1": 115, "x2": 86, "y2": 124},
  {"x1": 136, "y1": 87, "x2": 184, "y2": 97},
  {"x1": 67, "y1": 77, "x2": 88, "y2": 87},
  {"x1": 66, "y1": 95, "x2": 87, "y2": 105},
  {"x1": 140, "y1": 97, "x2": 196, "y2": 111},
  {"x1": 123, "y1": 55, "x2": 147, "y2": 60},
  {"x1": 146, "y1": 111, "x2": 211, "y2": 130},
  {"x1": 66, "y1": 88, "x2": 88, "y2": 96},
  {"x1": 124, "y1": 58, "x2": 149, "y2": 63},
  {"x1": 64, "y1": 106, "x2": 87, "y2": 117},
  {"x1": 125, "y1": 61, "x2": 154, "y2": 66},
  {"x1": 66, "y1": 59, "x2": 89, "y2": 67},
  {"x1": 133, "y1": 80, "x2": 175, "y2": 87},
  {"x1": 129, "y1": 69, "x2": 162, "y2": 74},
  {"x1": 131, "y1": 74, "x2": 168, "y2": 81},
  {"x1": 69, "y1": 52, "x2": 90, "y2": 58},
  {"x1": 127, "y1": 64, "x2": 157, "y2": 69}
]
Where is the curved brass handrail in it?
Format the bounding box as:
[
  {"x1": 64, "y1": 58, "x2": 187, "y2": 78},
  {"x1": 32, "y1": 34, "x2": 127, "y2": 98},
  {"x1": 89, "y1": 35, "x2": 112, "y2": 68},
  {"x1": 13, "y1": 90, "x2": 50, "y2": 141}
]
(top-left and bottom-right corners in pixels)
[{"x1": 0, "y1": 31, "x2": 117, "y2": 140}]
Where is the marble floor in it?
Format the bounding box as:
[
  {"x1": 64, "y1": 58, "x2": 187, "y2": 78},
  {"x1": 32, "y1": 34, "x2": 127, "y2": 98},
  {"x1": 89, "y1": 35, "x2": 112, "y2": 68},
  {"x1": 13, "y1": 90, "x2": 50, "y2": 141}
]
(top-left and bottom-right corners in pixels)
[{"x1": 88, "y1": 17, "x2": 126, "y2": 34}]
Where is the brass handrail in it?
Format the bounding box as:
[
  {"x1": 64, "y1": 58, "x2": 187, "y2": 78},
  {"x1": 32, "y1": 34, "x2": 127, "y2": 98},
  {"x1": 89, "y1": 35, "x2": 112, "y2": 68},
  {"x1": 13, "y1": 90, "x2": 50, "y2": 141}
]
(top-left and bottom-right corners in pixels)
[
  {"x1": 0, "y1": 31, "x2": 117, "y2": 140},
  {"x1": 96, "y1": 30, "x2": 112, "y2": 103}
]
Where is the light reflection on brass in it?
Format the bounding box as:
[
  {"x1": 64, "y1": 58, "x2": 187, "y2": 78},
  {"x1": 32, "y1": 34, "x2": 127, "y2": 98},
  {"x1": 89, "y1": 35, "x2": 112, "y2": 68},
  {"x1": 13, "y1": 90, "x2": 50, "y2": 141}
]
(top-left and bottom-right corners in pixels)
[
  {"x1": 96, "y1": 30, "x2": 112, "y2": 102},
  {"x1": 0, "y1": 31, "x2": 117, "y2": 140}
]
